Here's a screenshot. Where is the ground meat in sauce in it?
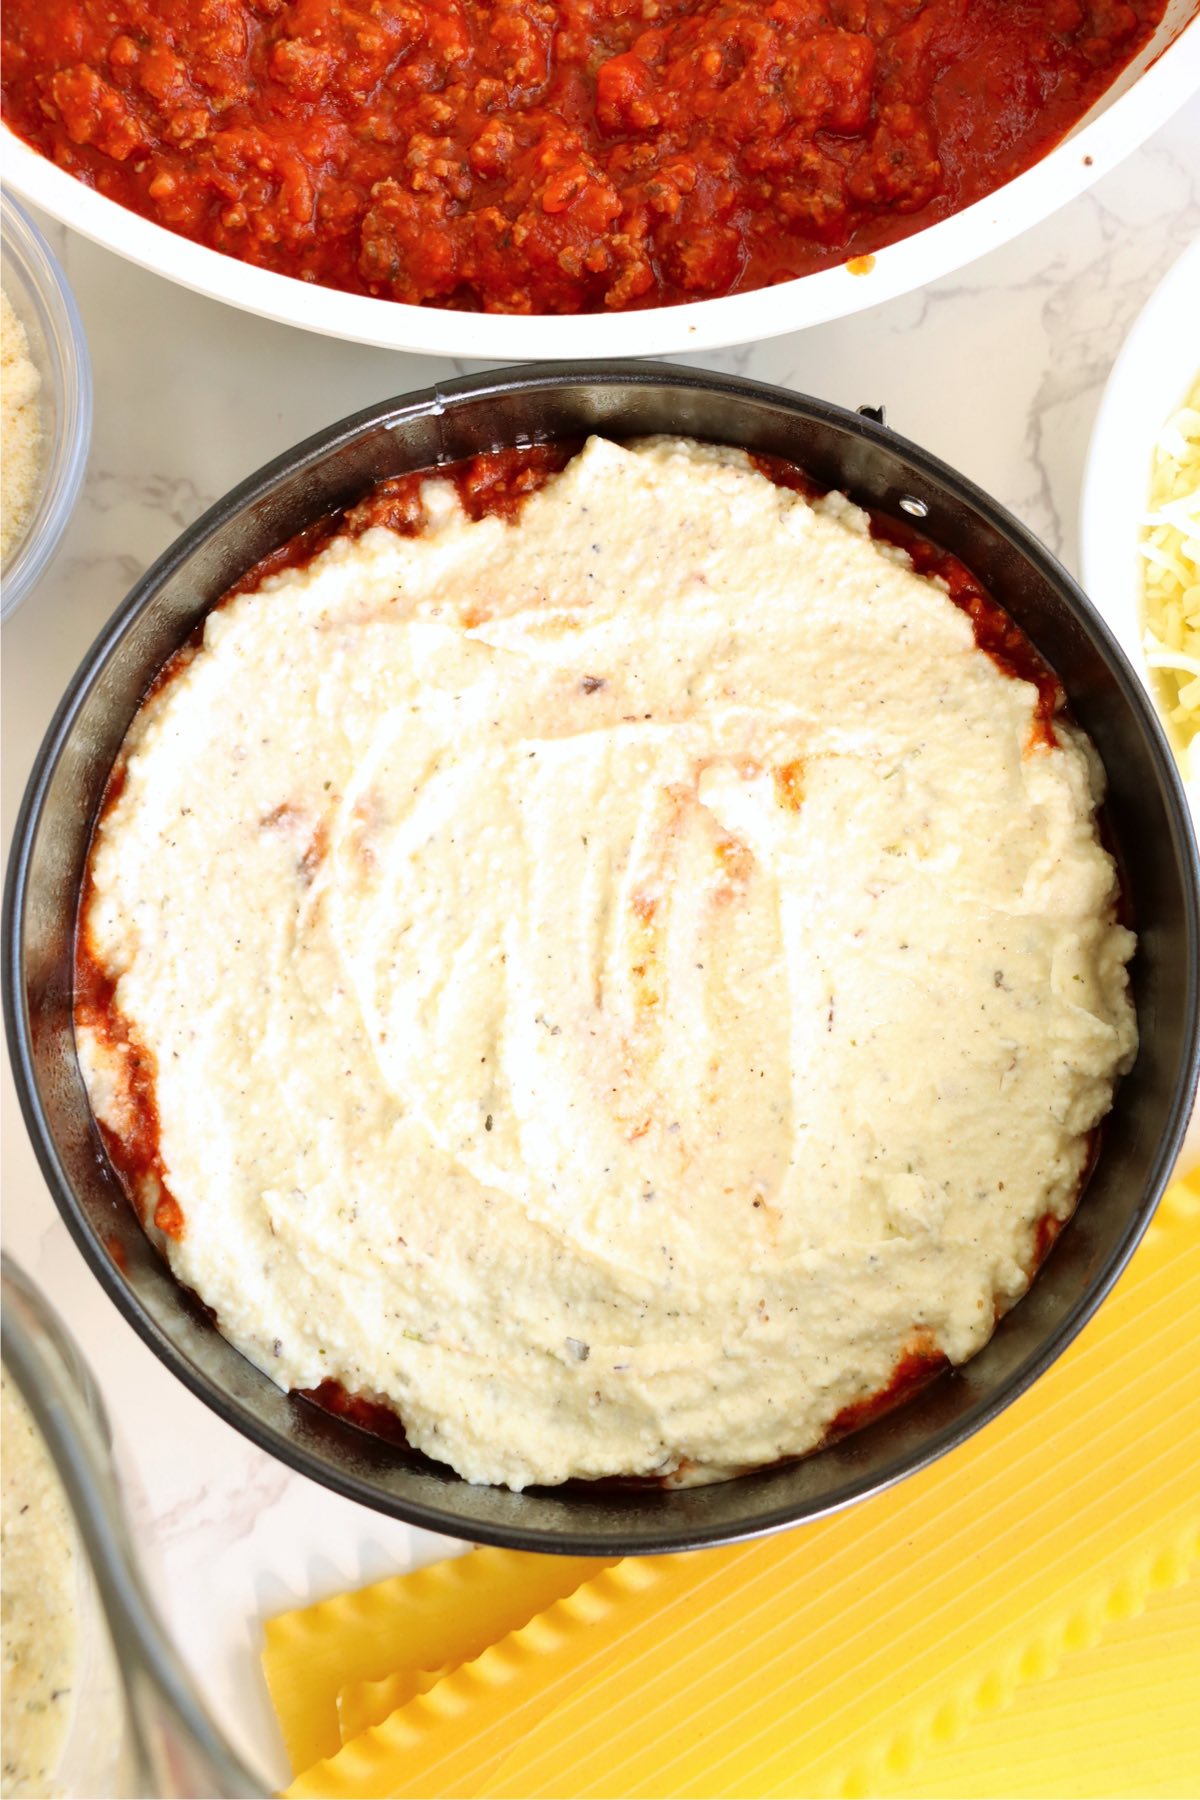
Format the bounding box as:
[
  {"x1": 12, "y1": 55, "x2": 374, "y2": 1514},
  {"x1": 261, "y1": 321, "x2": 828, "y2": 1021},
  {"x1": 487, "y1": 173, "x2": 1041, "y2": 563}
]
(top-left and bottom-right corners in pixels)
[{"x1": 1, "y1": 1, "x2": 1168, "y2": 314}]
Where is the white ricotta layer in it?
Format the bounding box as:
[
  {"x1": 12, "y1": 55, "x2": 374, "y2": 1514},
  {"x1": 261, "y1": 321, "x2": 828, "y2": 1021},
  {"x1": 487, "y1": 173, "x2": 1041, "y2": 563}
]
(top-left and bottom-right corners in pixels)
[{"x1": 78, "y1": 437, "x2": 1137, "y2": 1488}]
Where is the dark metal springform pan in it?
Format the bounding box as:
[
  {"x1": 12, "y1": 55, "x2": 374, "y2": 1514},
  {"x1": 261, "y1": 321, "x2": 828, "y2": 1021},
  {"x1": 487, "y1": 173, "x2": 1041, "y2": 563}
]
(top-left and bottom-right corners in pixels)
[{"x1": 6, "y1": 363, "x2": 1198, "y2": 1553}]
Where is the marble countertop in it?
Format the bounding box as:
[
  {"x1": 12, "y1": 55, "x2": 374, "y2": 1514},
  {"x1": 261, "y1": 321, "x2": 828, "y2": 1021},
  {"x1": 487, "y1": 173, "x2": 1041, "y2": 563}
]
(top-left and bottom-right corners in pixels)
[{"x1": 3, "y1": 98, "x2": 1198, "y2": 1790}]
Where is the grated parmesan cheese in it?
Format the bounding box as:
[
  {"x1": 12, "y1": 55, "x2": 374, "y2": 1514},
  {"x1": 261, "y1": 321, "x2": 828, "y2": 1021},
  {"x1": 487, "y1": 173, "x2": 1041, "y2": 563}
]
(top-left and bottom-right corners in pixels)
[
  {"x1": 1141, "y1": 374, "x2": 1200, "y2": 776},
  {"x1": 1, "y1": 1373, "x2": 78, "y2": 1797},
  {"x1": 1, "y1": 288, "x2": 43, "y2": 565}
]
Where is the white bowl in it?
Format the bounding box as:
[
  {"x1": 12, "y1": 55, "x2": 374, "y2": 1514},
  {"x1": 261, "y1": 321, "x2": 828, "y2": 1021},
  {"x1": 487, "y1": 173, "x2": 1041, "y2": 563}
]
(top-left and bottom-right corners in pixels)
[
  {"x1": 1080, "y1": 235, "x2": 1200, "y2": 806},
  {"x1": 1081, "y1": 234, "x2": 1200, "y2": 1173},
  {"x1": 2, "y1": 5, "x2": 1198, "y2": 359}
]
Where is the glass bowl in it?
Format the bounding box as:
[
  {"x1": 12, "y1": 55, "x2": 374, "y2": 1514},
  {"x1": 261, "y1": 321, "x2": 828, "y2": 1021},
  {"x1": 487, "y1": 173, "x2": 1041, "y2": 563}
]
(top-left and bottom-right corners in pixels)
[
  {"x1": 0, "y1": 1255, "x2": 265, "y2": 1798},
  {"x1": 1, "y1": 193, "x2": 91, "y2": 620}
]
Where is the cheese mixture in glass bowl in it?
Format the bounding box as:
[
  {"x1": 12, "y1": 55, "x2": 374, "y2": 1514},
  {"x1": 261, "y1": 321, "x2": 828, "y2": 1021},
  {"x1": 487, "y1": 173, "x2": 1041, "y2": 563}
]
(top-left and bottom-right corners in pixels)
[
  {"x1": 0, "y1": 194, "x2": 90, "y2": 620},
  {"x1": 0, "y1": 1257, "x2": 265, "y2": 1799}
]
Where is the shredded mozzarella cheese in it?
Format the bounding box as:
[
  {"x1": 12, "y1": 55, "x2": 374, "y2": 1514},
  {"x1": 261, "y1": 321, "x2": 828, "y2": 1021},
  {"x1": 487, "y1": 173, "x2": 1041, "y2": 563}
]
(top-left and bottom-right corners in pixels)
[{"x1": 1141, "y1": 377, "x2": 1200, "y2": 775}]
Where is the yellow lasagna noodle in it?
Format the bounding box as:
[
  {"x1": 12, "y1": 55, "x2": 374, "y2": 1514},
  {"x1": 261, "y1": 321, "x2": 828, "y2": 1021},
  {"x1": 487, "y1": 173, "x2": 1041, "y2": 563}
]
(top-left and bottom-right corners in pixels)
[
  {"x1": 262, "y1": 1547, "x2": 611, "y2": 1774},
  {"x1": 337, "y1": 1668, "x2": 451, "y2": 1747}
]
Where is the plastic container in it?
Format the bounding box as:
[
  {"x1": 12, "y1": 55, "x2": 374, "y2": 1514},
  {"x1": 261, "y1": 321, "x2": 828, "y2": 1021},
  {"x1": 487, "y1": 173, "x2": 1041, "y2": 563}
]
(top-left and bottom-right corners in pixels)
[{"x1": 1, "y1": 193, "x2": 91, "y2": 619}]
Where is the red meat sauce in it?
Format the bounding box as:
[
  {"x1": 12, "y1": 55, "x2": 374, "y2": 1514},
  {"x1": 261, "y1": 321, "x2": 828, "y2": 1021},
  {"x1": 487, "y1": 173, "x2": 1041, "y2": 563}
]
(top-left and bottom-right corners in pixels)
[
  {"x1": 73, "y1": 439, "x2": 1086, "y2": 1464},
  {"x1": 826, "y1": 1328, "x2": 947, "y2": 1439},
  {"x1": 75, "y1": 764, "x2": 187, "y2": 1244},
  {"x1": 298, "y1": 1378, "x2": 415, "y2": 1445},
  {"x1": 2, "y1": 0, "x2": 1167, "y2": 315}
]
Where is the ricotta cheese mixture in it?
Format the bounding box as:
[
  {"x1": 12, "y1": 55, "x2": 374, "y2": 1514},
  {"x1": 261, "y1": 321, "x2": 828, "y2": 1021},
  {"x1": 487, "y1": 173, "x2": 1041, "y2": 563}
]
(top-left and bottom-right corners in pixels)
[
  {"x1": 77, "y1": 437, "x2": 1138, "y2": 1489},
  {"x1": 1, "y1": 1374, "x2": 78, "y2": 1797},
  {"x1": 0, "y1": 289, "x2": 43, "y2": 565}
]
